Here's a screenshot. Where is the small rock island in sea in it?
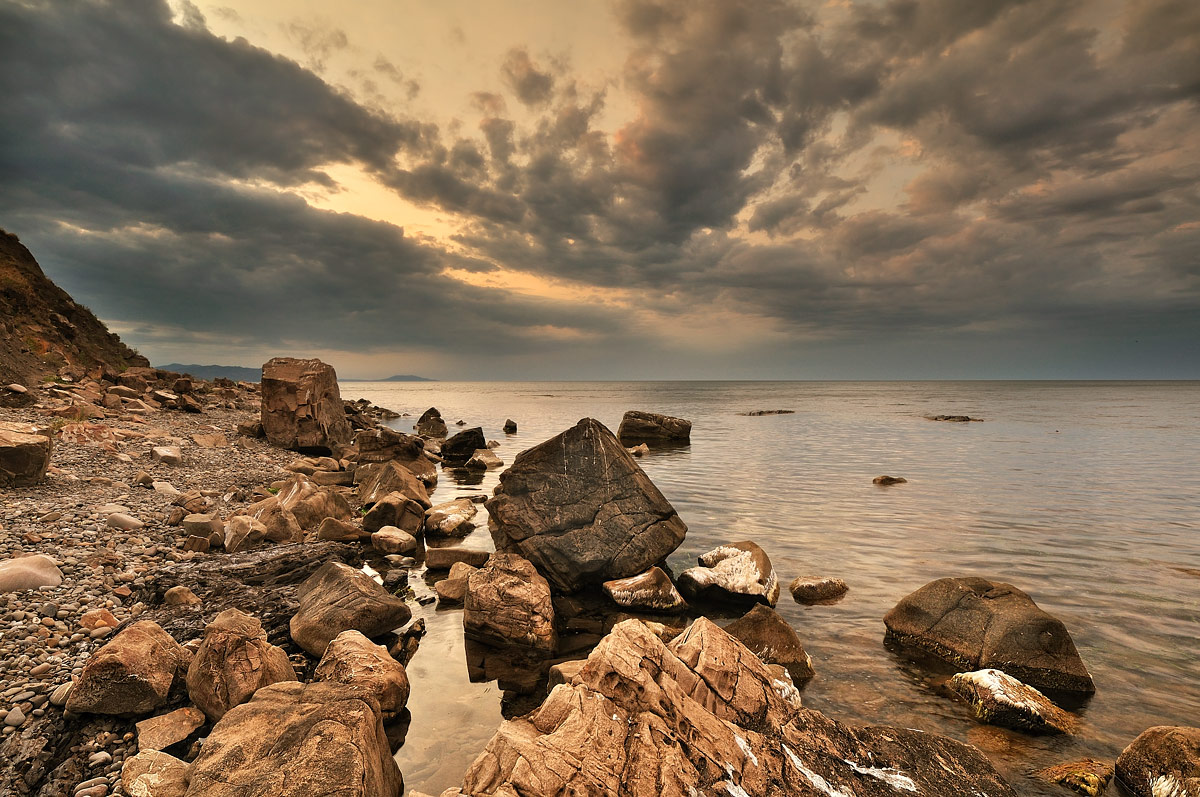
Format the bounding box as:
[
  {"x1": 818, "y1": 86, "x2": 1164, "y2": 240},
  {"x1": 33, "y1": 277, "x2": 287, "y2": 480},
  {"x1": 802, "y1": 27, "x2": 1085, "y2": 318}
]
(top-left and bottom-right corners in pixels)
[{"x1": 1, "y1": 231, "x2": 1197, "y2": 796}]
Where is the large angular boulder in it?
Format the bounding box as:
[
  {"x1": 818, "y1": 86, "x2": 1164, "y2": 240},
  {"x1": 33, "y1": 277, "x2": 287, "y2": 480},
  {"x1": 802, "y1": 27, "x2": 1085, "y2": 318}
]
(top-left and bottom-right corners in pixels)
[
  {"x1": 883, "y1": 577, "x2": 1095, "y2": 694},
  {"x1": 616, "y1": 410, "x2": 691, "y2": 444},
  {"x1": 362, "y1": 491, "x2": 425, "y2": 534},
  {"x1": 1115, "y1": 726, "x2": 1200, "y2": 797},
  {"x1": 0, "y1": 553, "x2": 63, "y2": 592},
  {"x1": 0, "y1": 421, "x2": 53, "y2": 487},
  {"x1": 276, "y1": 474, "x2": 353, "y2": 530},
  {"x1": 677, "y1": 540, "x2": 780, "y2": 607},
  {"x1": 65, "y1": 621, "x2": 188, "y2": 715},
  {"x1": 314, "y1": 630, "x2": 410, "y2": 718},
  {"x1": 424, "y1": 498, "x2": 477, "y2": 537},
  {"x1": 602, "y1": 567, "x2": 687, "y2": 613},
  {"x1": 442, "y1": 426, "x2": 486, "y2": 464},
  {"x1": 444, "y1": 618, "x2": 1016, "y2": 797},
  {"x1": 415, "y1": 407, "x2": 447, "y2": 438},
  {"x1": 186, "y1": 609, "x2": 297, "y2": 722},
  {"x1": 355, "y1": 461, "x2": 431, "y2": 509},
  {"x1": 352, "y1": 427, "x2": 438, "y2": 486},
  {"x1": 486, "y1": 418, "x2": 687, "y2": 592},
  {"x1": 240, "y1": 496, "x2": 303, "y2": 544},
  {"x1": 260, "y1": 357, "x2": 351, "y2": 455},
  {"x1": 947, "y1": 669, "x2": 1075, "y2": 734},
  {"x1": 463, "y1": 553, "x2": 556, "y2": 654},
  {"x1": 185, "y1": 681, "x2": 403, "y2": 797},
  {"x1": 724, "y1": 604, "x2": 814, "y2": 684},
  {"x1": 290, "y1": 562, "x2": 412, "y2": 656}
]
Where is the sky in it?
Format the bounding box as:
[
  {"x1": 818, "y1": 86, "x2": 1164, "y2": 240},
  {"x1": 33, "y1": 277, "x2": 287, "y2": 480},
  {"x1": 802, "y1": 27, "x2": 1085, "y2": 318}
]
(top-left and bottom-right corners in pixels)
[{"x1": 1, "y1": 0, "x2": 1197, "y2": 380}]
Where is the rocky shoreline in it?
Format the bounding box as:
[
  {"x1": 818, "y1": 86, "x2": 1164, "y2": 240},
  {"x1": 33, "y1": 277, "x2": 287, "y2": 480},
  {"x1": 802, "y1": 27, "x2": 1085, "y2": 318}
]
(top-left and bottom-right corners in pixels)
[{"x1": 1, "y1": 361, "x2": 1197, "y2": 797}]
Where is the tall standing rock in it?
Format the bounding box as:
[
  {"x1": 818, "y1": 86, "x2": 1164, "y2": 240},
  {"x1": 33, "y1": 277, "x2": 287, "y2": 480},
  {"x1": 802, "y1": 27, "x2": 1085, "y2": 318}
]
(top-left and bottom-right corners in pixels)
[
  {"x1": 486, "y1": 418, "x2": 687, "y2": 593},
  {"x1": 186, "y1": 609, "x2": 297, "y2": 722},
  {"x1": 260, "y1": 357, "x2": 351, "y2": 455}
]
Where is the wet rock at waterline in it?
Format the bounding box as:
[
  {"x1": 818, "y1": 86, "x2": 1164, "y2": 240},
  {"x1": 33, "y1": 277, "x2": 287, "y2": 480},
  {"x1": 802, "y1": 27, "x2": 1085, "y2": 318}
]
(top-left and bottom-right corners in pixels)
[
  {"x1": 442, "y1": 426, "x2": 486, "y2": 463},
  {"x1": 371, "y1": 525, "x2": 418, "y2": 555},
  {"x1": 1033, "y1": 759, "x2": 1114, "y2": 796},
  {"x1": 442, "y1": 618, "x2": 1016, "y2": 797},
  {"x1": 187, "y1": 608, "x2": 297, "y2": 721},
  {"x1": 873, "y1": 475, "x2": 907, "y2": 485},
  {"x1": 789, "y1": 575, "x2": 848, "y2": 604},
  {"x1": 415, "y1": 407, "x2": 448, "y2": 438},
  {"x1": 356, "y1": 460, "x2": 431, "y2": 509},
  {"x1": 353, "y1": 426, "x2": 438, "y2": 486},
  {"x1": 724, "y1": 603, "x2": 815, "y2": 684},
  {"x1": 465, "y1": 448, "x2": 503, "y2": 470},
  {"x1": 186, "y1": 681, "x2": 403, "y2": 797},
  {"x1": 66, "y1": 621, "x2": 189, "y2": 715},
  {"x1": 486, "y1": 418, "x2": 687, "y2": 592},
  {"x1": 260, "y1": 357, "x2": 352, "y2": 454},
  {"x1": 314, "y1": 630, "x2": 410, "y2": 718},
  {"x1": 424, "y1": 498, "x2": 477, "y2": 537},
  {"x1": 503, "y1": 418, "x2": 517, "y2": 433},
  {"x1": 677, "y1": 540, "x2": 780, "y2": 607},
  {"x1": 464, "y1": 553, "x2": 557, "y2": 654},
  {"x1": 602, "y1": 566, "x2": 687, "y2": 613},
  {"x1": 1115, "y1": 726, "x2": 1200, "y2": 797},
  {"x1": 947, "y1": 669, "x2": 1075, "y2": 734},
  {"x1": 435, "y1": 562, "x2": 478, "y2": 605},
  {"x1": 426, "y1": 546, "x2": 491, "y2": 570},
  {"x1": 362, "y1": 491, "x2": 425, "y2": 535},
  {"x1": 289, "y1": 561, "x2": 412, "y2": 656},
  {"x1": 616, "y1": 409, "x2": 692, "y2": 443},
  {"x1": 884, "y1": 576, "x2": 1095, "y2": 694}
]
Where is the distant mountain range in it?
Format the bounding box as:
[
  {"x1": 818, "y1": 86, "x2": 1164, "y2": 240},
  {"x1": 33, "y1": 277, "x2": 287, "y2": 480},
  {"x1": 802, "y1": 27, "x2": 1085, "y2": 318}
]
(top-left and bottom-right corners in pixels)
[
  {"x1": 157, "y1": 363, "x2": 261, "y2": 381},
  {"x1": 377, "y1": 374, "x2": 435, "y2": 382}
]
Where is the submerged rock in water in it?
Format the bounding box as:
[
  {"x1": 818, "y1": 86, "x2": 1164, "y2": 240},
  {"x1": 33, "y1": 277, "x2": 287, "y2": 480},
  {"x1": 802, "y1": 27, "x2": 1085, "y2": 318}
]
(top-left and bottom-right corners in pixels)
[
  {"x1": 415, "y1": 407, "x2": 448, "y2": 438},
  {"x1": 873, "y1": 475, "x2": 907, "y2": 485},
  {"x1": 947, "y1": 669, "x2": 1075, "y2": 734},
  {"x1": 677, "y1": 540, "x2": 780, "y2": 607},
  {"x1": 884, "y1": 576, "x2": 1095, "y2": 694},
  {"x1": 1115, "y1": 726, "x2": 1200, "y2": 797},
  {"x1": 442, "y1": 427, "x2": 486, "y2": 464},
  {"x1": 441, "y1": 617, "x2": 1017, "y2": 797},
  {"x1": 1033, "y1": 758, "x2": 1114, "y2": 796},
  {"x1": 187, "y1": 681, "x2": 403, "y2": 797},
  {"x1": 602, "y1": 566, "x2": 687, "y2": 614},
  {"x1": 789, "y1": 575, "x2": 848, "y2": 604},
  {"x1": 260, "y1": 357, "x2": 352, "y2": 455},
  {"x1": 724, "y1": 604, "x2": 815, "y2": 684},
  {"x1": 616, "y1": 409, "x2": 692, "y2": 443},
  {"x1": 486, "y1": 418, "x2": 687, "y2": 592},
  {"x1": 425, "y1": 498, "x2": 477, "y2": 537}
]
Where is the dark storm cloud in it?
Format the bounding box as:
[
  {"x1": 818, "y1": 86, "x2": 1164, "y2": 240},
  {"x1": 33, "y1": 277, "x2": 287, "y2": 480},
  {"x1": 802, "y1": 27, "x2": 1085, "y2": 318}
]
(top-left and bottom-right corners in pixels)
[{"x1": 1, "y1": 0, "x2": 1197, "y2": 376}]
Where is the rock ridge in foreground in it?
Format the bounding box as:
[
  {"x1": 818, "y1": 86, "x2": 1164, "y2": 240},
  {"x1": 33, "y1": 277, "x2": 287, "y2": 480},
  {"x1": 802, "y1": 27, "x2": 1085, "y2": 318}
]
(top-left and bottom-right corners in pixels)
[{"x1": 441, "y1": 617, "x2": 1016, "y2": 797}]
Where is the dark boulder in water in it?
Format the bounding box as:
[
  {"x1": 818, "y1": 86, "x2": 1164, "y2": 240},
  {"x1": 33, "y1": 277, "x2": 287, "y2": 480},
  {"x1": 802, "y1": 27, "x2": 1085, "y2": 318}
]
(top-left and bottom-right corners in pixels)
[
  {"x1": 724, "y1": 603, "x2": 815, "y2": 684},
  {"x1": 442, "y1": 426, "x2": 486, "y2": 464},
  {"x1": 884, "y1": 576, "x2": 1095, "y2": 694},
  {"x1": 616, "y1": 409, "x2": 691, "y2": 443},
  {"x1": 486, "y1": 418, "x2": 687, "y2": 593},
  {"x1": 415, "y1": 407, "x2": 448, "y2": 437}
]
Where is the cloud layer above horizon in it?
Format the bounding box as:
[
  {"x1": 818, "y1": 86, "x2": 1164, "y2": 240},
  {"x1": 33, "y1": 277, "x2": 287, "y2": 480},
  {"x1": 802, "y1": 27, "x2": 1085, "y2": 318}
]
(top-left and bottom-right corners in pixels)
[{"x1": 1, "y1": 0, "x2": 1197, "y2": 378}]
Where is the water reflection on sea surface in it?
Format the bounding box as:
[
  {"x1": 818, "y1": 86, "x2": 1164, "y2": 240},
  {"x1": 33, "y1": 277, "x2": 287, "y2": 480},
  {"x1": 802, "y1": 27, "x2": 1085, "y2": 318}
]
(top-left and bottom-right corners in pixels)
[{"x1": 338, "y1": 380, "x2": 1200, "y2": 796}]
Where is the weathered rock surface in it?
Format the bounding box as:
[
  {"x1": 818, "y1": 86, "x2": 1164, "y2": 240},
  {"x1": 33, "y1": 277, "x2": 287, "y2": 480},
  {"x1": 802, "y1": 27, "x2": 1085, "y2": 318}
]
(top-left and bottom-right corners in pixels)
[
  {"x1": 276, "y1": 474, "x2": 353, "y2": 530},
  {"x1": 465, "y1": 448, "x2": 503, "y2": 470},
  {"x1": 1115, "y1": 726, "x2": 1200, "y2": 797},
  {"x1": 260, "y1": 357, "x2": 351, "y2": 454},
  {"x1": 66, "y1": 621, "x2": 188, "y2": 715},
  {"x1": 789, "y1": 575, "x2": 849, "y2": 603},
  {"x1": 224, "y1": 515, "x2": 268, "y2": 553},
  {"x1": 1033, "y1": 759, "x2": 1114, "y2": 797},
  {"x1": 442, "y1": 426, "x2": 486, "y2": 463},
  {"x1": 0, "y1": 421, "x2": 52, "y2": 486},
  {"x1": 317, "y1": 516, "x2": 369, "y2": 541},
  {"x1": 0, "y1": 553, "x2": 63, "y2": 592},
  {"x1": 435, "y1": 562, "x2": 478, "y2": 605},
  {"x1": 724, "y1": 604, "x2": 815, "y2": 684},
  {"x1": 135, "y1": 707, "x2": 206, "y2": 752},
  {"x1": 187, "y1": 608, "x2": 296, "y2": 721},
  {"x1": 186, "y1": 681, "x2": 403, "y2": 797},
  {"x1": 353, "y1": 426, "x2": 438, "y2": 485},
  {"x1": 486, "y1": 418, "x2": 687, "y2": 592},
  {"x1": 616, "y1": 410, "x2": 692, "y2": 443},
  {"x1": 444, "y1": 617, "x2": 1016, "y2": 797},
  {"x1": 356, "y1": 460, "x2": 431, "y2": 508},
  {"x1": 602, "y1": 566, "x2": 687, "y2": 613},
  {"x1": 314, "y1": 630, "x2": 410, "y2": 717},
  {"x1": 464, "y1": 553, "x2": 557, "y2": 654},
  {"x1": 426, "y1": 546, "x2": 491, "y2": 570},
  {"x1": 371, "y1": 526, "x2": 417, "y2": 554},
  {"x1": 121, "y1": 750, "x2": 189, "y2": 797},
  {"x1": 290, "y1": 561, "x2": 412, "y2": 656},
  {"x1": 947, "y1": 669, "x2": 1075, "y2": 734},
  {"x1": 678, "y1": 540, "x2": 780, "y2": 607},
  {"x1": 415, "y1": 407, "x2": 447, "y2": 438},
  {"x1": 883, "y1": 576, "x2": 1095, "y2": 694},
  {"x1": 362, "y1": 491, "x2": 425, "y2": 534},
  {"x1": 425, "y1": 498, "x2": 477, "y2": 537}
]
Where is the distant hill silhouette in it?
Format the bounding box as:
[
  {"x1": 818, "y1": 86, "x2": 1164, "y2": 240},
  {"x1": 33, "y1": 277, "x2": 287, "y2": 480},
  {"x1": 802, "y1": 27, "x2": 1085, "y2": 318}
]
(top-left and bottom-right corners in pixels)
[
  {"x1": 157, "y1": 363, "x2": 262, "y2": 382},
  {"x1": 379, "y1": 374, "x2": 434, "y2": 382},
  {"x1": 0, "y1": 228, "x2": 149, "y2": 385}
]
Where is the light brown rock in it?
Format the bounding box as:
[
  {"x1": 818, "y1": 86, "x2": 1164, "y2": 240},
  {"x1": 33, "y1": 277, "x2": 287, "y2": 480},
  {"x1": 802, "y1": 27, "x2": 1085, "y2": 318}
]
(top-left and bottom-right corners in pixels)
[
  {"x1": 187, "y1": 608, "x2": 297, "y2": 721},
  {"x1": 259, "y1": 357, "x2": 352, "y2": 455},
  {"x1": 362, "y1": 491, "x2": 425, "y2": 535},
  {"x1": 0, "y1": 553, "x2": 63, "y2": 592},
  {"x1": 1115, "y1": 726, "x2": 1200, "y2": 797},
  {"x1": 290, "y1": 562, "x2": 412, "y2": 656},
  {"x1": 314, "y1": 630, "x2": 410, "y2": 717},
  {"x1": 463, "y1": 553, "x2": 556, "y2": 654},
  {"x1": 724, "y1": 603, "x2": 815, "y2": 684},
  {"x1": 121, "y1": 750, "x2": 188, "y2": 797},
  {"x1": 424, "y1": 498, "x2": 477, "y2": 537},
  {"x1": 135, "y1": 707, "x2": 206, "y2": 752},
  {"x1": 356, "y1": 460, "x2": 431, "y2": 508},
  {"x1": 678, "y1": 540, "x2": 780, "y2": 606},
  {"x1": 602, "y1": 567, "x2": 687, "y2": 613},
  {"x1": 372, "y1": 526, "x2": 417, "y2": 554},
  {"x1": 224, "y1": 515, "x2": 267, "y2": 553},
  {"x1": 66, "y1": 621, "x2": 188, "y2": 715},
  {"x1": 316, "y1": 516, "x2": 369, "y2": 541},
  {"x1": 0, "y1": 423, "x2": 52, "y2": 487}
]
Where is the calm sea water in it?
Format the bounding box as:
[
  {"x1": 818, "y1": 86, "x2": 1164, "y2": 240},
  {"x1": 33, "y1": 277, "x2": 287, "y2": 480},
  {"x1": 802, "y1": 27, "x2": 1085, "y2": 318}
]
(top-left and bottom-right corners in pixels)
[{"x1": 338, "y1": 381, "x2": 1200, "y2": 796}]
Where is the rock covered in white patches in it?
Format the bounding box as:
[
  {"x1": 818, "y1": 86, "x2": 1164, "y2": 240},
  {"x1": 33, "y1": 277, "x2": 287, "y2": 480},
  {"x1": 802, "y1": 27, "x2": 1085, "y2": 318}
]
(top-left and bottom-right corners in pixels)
[
  {"x1": 424, "y1": 498, "x2": 477, "y2": 536},
  {"x1": 947, "y1": 669, "x2": 1075, "y2": 734},
  {"x1": 678, "y1": 540, "x2": 779, "y2": 607},
  {"x1": 1115, "y1": 726, "x2": 1200, "y2": 797},
  {"x1": 602, "y1": 566, "x2": 687, "y2": 613}
]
